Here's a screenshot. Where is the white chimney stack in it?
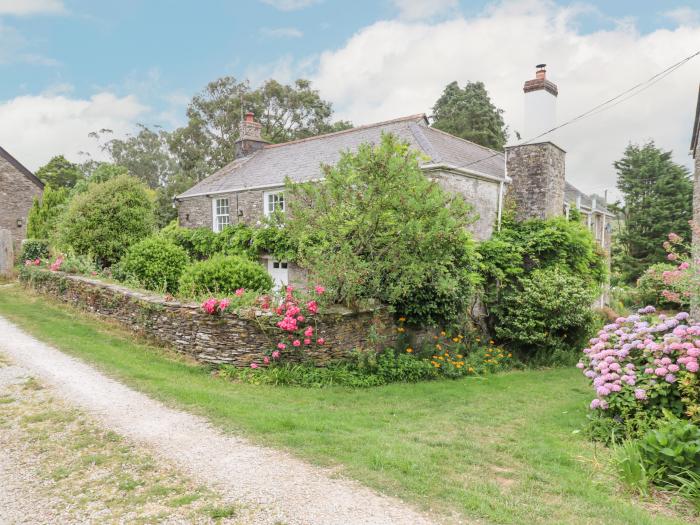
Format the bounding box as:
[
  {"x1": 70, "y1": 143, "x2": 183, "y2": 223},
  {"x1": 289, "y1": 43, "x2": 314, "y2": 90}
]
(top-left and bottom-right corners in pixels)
[{"x1": 523, "y1": 64, "x2": 558, "y2": 141}]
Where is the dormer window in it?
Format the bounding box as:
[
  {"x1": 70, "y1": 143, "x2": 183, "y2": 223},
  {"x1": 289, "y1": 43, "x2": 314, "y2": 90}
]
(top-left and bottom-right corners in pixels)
[
  {"x1": 264, "y1": 190, "x2": 285, "y2": 216},
  {"x1": 213, "y1": 197, "x2": 230, "y2": 232}
]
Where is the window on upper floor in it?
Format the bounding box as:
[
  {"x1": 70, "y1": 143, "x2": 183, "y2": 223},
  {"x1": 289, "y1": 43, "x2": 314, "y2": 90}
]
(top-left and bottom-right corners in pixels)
[
  {"x1": 213, "y1": 197, "x2": 230, "y2": 232},
  {"x1": 264, "y1": 190, "x2": 285, "y2": 216}
]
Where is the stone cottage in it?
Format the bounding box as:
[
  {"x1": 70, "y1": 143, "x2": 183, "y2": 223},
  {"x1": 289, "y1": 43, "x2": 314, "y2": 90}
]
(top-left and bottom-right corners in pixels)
[
  {"x1": 0, "y1": 146, "x2": 44, "y2": 250},
  {"x1": 176, "y1": 66, "x2": 612, "y2": 288}
]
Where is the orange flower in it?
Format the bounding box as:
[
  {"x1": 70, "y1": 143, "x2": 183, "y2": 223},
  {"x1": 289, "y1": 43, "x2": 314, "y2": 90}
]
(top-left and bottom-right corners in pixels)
[{"x1": 406, "y1": 347, "x2": 413, "y2": 353}]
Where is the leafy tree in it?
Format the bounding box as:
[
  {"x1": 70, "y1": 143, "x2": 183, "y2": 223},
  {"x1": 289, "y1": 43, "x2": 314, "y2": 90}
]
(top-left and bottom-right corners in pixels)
[
  {"x1": 169, "y1": 77, "x2": 351, "y2": 182},
  {"x1": 431, "y1": 81, "x2": 508, "y2": 151},
  {"x1": 26, "y1": 185, "x2": 70, "y2": 241},
  {"x1": 285, "y1": 133, "x2": 480, "y2": 326},
  {"x1": 35, "y1": 155, "x2": 83, "y2": 188},
  {"x1": 58, "y1": 175, "x2": 155, "y2": 267},
  {"x1": 614, "y1": 142, "x2": 693, "y2": 283}
]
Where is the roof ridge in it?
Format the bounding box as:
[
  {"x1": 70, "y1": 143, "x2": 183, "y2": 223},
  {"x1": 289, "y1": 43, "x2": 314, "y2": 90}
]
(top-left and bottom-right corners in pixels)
[
  {"x1": 0, "y1": 146, "x2": 43, "y2": 189},
  {"x1": 422, "y1": 125, "x2": 504, "y2": 158},
  {"x1": 408, "y1": 122, "x2": 441, "y2": 162},
  {"x1": 263, "y1": 113, "x2": 428, "y2": 150}
]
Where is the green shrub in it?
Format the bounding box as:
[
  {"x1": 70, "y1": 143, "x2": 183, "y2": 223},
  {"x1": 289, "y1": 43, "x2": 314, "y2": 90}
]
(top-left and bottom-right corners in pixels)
[
  {"x1": 159, "y1": 221, "x2": 217, "y2": 260},
  {"x1": 212, "y1": 223, "x2": 256, "y2": 258},
  {"x1": 60, "y1": 252, "x2": 99, "y2": 275},
  {"x1": 178, "y1": 254, "x2": 272, "y2": 297},
  {"x1": 120, "y1": 237, "x2": 190, "y2": 293},
  {"x1": 639, "y1": 415, "x2": 700, "y2": 485},
  {"x1": 26, "y1": 185, "x2": 69, "y2": 241},
  {"x1": 58, "y1": 175, "x2": 154, "y2": 267},
  {"x1": 636, "y1": 262, "x2": 687, "y2": 310},
  {"x1": 19, "y1": 239, "x2": 49, "y2": 262},
  {"x1": 492, "y1": 267, "x2": 596, "y2": 361},
  {"x1": 285, "y1": 133, "x2": 480, "y2": 326}
]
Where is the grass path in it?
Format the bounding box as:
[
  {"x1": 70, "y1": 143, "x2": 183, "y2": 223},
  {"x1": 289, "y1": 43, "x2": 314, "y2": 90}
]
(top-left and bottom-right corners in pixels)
[{"x1": 0, "y1": 285, "x2": 694, "y2": 524}]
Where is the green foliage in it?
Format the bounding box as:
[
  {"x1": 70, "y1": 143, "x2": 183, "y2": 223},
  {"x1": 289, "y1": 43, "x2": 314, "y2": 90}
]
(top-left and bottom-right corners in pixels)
[
  {"x1": 58, "y1": 175, "x2": 155, "y2": 267},
  {"x1": 26, "y1": 185, "x2": 69, "y2": 240},
  {"x1": 120, "y1": 237, "x2": 190, "y2": 293},
  {"x1": 89, "y1": 163, "x2": 129, "y2": 184},
  {"x1": 19, "y1": 239, "x2": 49, "y2": 262},
  {"x1": 212, "y1": 223, "x2": 256, "y2": 258},
  {"x1": 636, "y1": 262, "x2": 688, "y2": 310},
  {"x1": 478, "y1": 216, "x2": 605, "y2": 360},
  {"x1": 613, "y1": 440, "x2": 651, "y2": 495},
  {"x1": 177, "y1": 254, "x2": 272, "y2": 297},
  {"x1": 286, "y1": 133, "x2": 480, "y2": 326},
  {"x1": 35, "y1": 155, "x2": 83, "y2": 189},
  {"x1": 614, "y1": 142, "x2": 693, "y2": 283},
  {"x1": 159, "y1": 221, "x2": 218, "y2": 260},
  {"x1": 637, "y1": 415, "x2": 700, "y2": 487},
  {"x1": 492, "y1": 267, "x2": 596, "y2": 361},
  {"x1": 250, "y1": 218, "x2": 298, "y2": 261},
  {"x1": 431, "y1": 80, "x2": 508, "y2": 151}
]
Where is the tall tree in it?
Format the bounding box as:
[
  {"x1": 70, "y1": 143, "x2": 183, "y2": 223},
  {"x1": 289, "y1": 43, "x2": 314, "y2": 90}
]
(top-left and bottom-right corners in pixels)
[
  {"x1": 614, "y1": 142, "x2": 693, "y2": 283},
  {"x1": 431, "y1": 81, "x2": 508, "y2": 151},
  {"x1": 169, "y1": 77, "x2": 351, "y2": 182},
  {"x1": 36, "y1": 155, "x2": 83, "y2": 188}
]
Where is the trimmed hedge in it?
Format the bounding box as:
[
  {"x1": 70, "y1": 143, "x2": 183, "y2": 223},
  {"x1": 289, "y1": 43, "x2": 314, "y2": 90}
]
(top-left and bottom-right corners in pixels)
[
  {"x1": 178, "y1": 254, "x2": 272, "y2": 297},
  {"x1": 120, "y1": 237, "x2": 190, "y2": 293}
]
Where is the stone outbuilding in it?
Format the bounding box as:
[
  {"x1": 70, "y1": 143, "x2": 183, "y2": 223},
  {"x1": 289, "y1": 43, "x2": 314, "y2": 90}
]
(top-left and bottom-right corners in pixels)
[{"x1": 0, "y1": 146, "x2": 43, "y2": 250}]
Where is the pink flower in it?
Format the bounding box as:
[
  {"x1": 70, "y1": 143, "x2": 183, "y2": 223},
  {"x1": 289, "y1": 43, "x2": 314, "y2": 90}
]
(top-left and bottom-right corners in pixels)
[
  {"x1": 304, "y1": 326, "x2": 314, "y2": 337},
  {"x1": 634, "y1": 389, "x2": 647, "y2": 400},
  {"x1": 201, "y1": 298, "x2": 219, "y2": 315},
  {"x1": 679, "y1": 262, "x2": 690, "y2": 270},
  {"x1": 250, "y1": 362, "x2": 258, "y2": 369},
  {"x1": 297, "y1": 315, "x2": 305, "y2": 322},
  {"x1": 218, "y1": 298, "x2": 231, "y2": 311},
  {"x1": 49, "y1": 256, "x2": 64, "y2": 272},
  {"x1": 277, "y1": 342, "x2": 286, "y2": 350},
  {"x1": 306, "y1": 300, "x2": 318, "y2": 314},
  {"x1": 317, "y1": 337, "x2": 325, "y2": 345},
  {"x1": 314, "y1": 285, "x2": 325, "y2": 294},
  {"x1": 235, "y1": 288, "x2": 245, "y2": 297},
  {"x1": 667, "y1": 253, "x2": 678, "y2": 261},
  {"x1": 263, "y1": 356, "x2": 270, "y2": 365},
  {"x1": 304, "y1": 338, "x2": 311, "y2": 345},
  {"x1": 292, "y1": 339, "x2": 301, "y2": 347},
  {"x1": 271, "y1": 350, "x2": 281, "y2": 359},
  {"x1": 687, "y1": 360, "x2": 699, "y2": 373}
]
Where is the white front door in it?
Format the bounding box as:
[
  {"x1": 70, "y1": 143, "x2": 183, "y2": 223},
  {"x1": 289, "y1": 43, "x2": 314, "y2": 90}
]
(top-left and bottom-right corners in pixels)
[{"x1": 267, "y1": 259, "x2": 289, "y2": 290}]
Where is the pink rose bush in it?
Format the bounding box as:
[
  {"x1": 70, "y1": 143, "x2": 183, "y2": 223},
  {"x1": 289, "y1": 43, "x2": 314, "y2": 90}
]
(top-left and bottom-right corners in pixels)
[
  {"x1": 200, "y1": 297, "x2": 233, "y2": 315},
  {"x1": 578, "y1": 305, "x2": 700, "y2": 434}
]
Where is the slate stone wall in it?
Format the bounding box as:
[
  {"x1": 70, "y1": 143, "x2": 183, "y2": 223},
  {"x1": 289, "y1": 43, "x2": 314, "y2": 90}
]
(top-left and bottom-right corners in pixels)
[
  {"x1": 505, "y1": 142, "x2": 565, "y2": 221},
  {"x1": 21, "y1": 270, "x2": 396, "y2": 367},
  {"x1": 0, "y1": 155, "x2": 42, "y2": 249},
  {"x1": 177, "y1": 187, "x2": 280, "y2": 230}
]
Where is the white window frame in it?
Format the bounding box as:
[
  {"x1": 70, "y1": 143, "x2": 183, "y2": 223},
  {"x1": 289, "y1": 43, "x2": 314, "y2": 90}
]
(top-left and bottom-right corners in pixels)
[
  {"x1": 263, "y1": 190, "x2": 285, "y2": 217},
  {"x1": 212, "y1": 197, "x2": 230, "y2": 233}
]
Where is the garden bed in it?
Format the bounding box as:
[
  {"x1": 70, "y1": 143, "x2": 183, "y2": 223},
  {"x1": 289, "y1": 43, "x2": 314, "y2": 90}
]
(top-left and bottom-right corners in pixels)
[{"x1": 19, "y1": 268, "x2": 396, "y2": 367}]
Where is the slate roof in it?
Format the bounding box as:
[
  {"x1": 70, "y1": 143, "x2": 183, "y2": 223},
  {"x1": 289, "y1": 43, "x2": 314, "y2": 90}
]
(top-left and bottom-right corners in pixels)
[
  {"x1": 176, "y1": 114, "x2": 505, "y2": 199},
  {"x1": 0, "y1": 146, "x2": 43, "y2": 189},
  {"x1": 565, "y1": 181, "x2": 610, "y2": 214},
  {"x1": 176, "y1": 113, "x2": 610, "y2": 216}
]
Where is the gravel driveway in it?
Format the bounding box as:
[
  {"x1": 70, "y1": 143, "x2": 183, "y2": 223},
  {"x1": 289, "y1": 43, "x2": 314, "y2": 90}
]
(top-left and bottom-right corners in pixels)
[{"x1": 0, "y1": 316, "x2": 436, "y2": 525}]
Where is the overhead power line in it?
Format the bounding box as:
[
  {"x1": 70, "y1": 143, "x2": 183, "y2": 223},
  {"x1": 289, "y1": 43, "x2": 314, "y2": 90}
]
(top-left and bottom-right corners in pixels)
[{"x1": 453, "y1": 48, "x2": 700, "y2": 171}]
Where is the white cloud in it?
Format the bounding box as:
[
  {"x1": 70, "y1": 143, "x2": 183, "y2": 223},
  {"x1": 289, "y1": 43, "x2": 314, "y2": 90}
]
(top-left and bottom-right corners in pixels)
[
  {"x1": 390, "y1": 0, "x2": 458, "y2": 21},
  {"x1": 260, "y1": 26, "x2": 304, "y2": 38},
  {"x1": 259, "y1": 0, "x2": 320, "y2": 11},
  {"x1": 0, "y1": 0, "x2": 65, "y2": 15},
  {"x1": 0, "y1": 93, "x2": 147, "y2": 171},
  {"x1": 311, "y1": 0, "x2": 700, "y2": 201},
  {"x1": 664, "y1": 7, "x2": 700, "y2": 27}
]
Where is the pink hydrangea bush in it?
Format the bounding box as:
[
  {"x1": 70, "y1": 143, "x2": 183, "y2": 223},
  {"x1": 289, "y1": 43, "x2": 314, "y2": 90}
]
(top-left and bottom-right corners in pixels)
[{"x1": 578, "y1": 305, "x2": 700, "y2": 437}]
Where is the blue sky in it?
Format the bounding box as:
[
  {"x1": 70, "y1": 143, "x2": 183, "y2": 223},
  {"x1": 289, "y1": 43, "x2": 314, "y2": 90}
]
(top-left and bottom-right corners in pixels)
[{"x1": 1, "y1": 0, "x2": 699, "y2": 198}]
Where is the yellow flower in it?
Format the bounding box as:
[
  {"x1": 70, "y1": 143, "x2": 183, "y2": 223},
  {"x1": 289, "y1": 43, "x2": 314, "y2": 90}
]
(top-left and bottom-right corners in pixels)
[
  {"x1": 468, "y1": 367, "x2": 474, "y2": 372},
  {"x1": 406, "y1": 347, "x2": 413, "y2": 353},
  {"x1": 458, "y1": 334, "x2": 464, "y2": 339},
  {"x1": 440, "y1": 331, "x2": 446, "y2": 336},
  {"x1": 508, "y1": 353, "x2": 512, "y2": 358},
  {"x1": 397, "y1": 327, "x2": 405, "y2": 333},
  {"x1": 435, "y1": 363, "x2": 441, "y2": 368},
  {"x1": 452, "y1": 337, "x2": 459, "y2": 342},
  {"x1": 398, "y1": 316, "x2": 406, "y2": 322},
  {"x1": 457, "y1": 354, "x2": 463, "y2": 359},
  {"x1": 489, "y1": 340, "x2": 495, "y2": 344},
  {"x1": 436, "y1": 344, "x2": 442, "y2": 350}
]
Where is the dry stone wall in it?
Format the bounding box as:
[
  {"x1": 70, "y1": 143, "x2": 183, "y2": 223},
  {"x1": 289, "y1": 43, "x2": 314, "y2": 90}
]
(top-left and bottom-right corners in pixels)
[{"x1": 20, "y1": 270, "x2": 396, "y2": 367}]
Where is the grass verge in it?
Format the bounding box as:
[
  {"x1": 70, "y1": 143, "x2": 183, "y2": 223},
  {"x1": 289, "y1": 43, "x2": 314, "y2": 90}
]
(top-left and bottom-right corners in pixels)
[{"x1": 0, "y1": 284, "x2": 694, "y2": 525}]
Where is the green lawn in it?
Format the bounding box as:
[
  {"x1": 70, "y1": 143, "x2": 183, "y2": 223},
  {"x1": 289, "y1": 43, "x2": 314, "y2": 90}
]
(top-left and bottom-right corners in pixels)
[{"x1": 0, "y1": 284, "x2": 692, "y2": 524}]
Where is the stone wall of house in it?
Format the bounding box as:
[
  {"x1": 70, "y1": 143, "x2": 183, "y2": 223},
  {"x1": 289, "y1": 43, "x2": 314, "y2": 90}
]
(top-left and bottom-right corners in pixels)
[
  {"x1": 0, "y1": 229, "x2": 13, "y2": 277},
  {"x1": 21, "y1": 270, "x2": 397, "y2": 367},
  {"x1": 430, "y1": 170, "x2": 501, "y2": 241},
  {"x1": 505, "y1": 142, "x2": 565, "y2": 221},
  {"x1": 0, "y1": 155, "x2": 42, "y2": 249},
  {"x1": 178, "y1": 187, "x2": 278, "y2": 230}
]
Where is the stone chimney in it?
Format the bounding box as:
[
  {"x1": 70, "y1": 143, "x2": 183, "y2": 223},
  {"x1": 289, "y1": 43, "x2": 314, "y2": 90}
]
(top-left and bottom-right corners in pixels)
[
  {"x1": 234, "y1": 112, "x2": 269, "y2": 158},
  {"x1": 505, "y1": 64, "x2": 566, "y2": 221}
]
